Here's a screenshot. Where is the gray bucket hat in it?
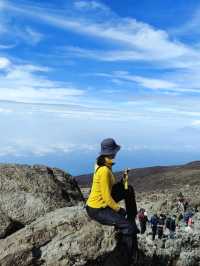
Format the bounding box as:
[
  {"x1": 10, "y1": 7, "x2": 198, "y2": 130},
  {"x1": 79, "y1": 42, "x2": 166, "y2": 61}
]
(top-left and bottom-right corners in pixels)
[{"x1": 99, "y1": 138, "x2": 121, "y2": 156}]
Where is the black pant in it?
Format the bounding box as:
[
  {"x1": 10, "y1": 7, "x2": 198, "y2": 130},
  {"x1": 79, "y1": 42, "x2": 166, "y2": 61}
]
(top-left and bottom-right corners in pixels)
[
  {"x1": 152, "y1": 226, "x2": 157, "y2": 240},
  {"x1": 140, "y1": 221, "x2": 147, "y2": 234},
  {"x1": 158, "y1": 227, "x2": 163, "y2": 239},
  {"x1": 86, "y1": 182, "x2": 138, "y2": 266}
]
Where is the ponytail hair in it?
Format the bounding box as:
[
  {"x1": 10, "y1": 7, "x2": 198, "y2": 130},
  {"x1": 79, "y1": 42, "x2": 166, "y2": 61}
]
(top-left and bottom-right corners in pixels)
[{"x1": 96, "y1": 155, "x2": 106, "y2": 166}]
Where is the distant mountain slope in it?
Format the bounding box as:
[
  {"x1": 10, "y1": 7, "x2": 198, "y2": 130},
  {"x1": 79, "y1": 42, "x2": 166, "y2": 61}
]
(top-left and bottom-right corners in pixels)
[{"x1": 75, "y1": 161, "x2": 200, "y2": 192}]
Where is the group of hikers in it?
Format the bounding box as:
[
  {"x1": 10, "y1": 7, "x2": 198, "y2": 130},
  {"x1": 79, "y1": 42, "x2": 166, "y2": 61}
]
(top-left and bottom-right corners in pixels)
[
  {"x1": 138, "y1": 209, "x2": 177, "y2": 240},
  {"x1": 137, "y1": 192, "x2": 198, "y2": 240},
  {"x1": 85, "y1": 138, "x2": 198, "y2": 266}
]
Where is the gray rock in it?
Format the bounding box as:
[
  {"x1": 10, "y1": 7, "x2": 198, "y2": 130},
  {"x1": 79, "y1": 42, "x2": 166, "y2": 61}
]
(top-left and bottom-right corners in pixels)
[
  {"x1": 0, "y1": 206, "x2": 200, "y2": 266},
  {"x1": 0, "y1": 164, "x2": 84, "y2": 233},
  {"x1": 0, "y1": 206, "x2": 117, "y2": 266},
  {"x1": 0, "y1": 209, "x2": 11, "y2": 238}
]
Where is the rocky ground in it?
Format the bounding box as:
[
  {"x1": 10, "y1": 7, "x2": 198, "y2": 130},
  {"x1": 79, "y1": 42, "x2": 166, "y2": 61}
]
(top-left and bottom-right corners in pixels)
[{"x1": 0, "y1": 163, "x2": 200, "y2": 266}]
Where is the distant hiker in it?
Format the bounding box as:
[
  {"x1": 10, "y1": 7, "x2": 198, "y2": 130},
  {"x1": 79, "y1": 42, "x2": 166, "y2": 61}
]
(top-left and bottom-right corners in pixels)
[
  {"x1": 150, "y1": 214, "x2": 159, "y2": 240},
  {"x1": 138, "y1": 209, "x2": 148, "y2": 234},
  {"x1": 188, "y1": 216, "x2": 193, "y2": 227},
  {"x1": 185, "y1": 216, "x2": 194, "y2": 233},
  {"x1": 177, "y1": 192, "x2": 189, "y2": 215},
  {"x1": 166, "y1": 215, "x2": 176, "y2": 239},
  {"x1": 177, "y1": 200, "x2": 185, "y2": 214},
  {"x1": 143, "y1": 211, "x2": 149, "y2": 232},
  {"x1": 157, "y1": 214, "x2": 166, "y2": 239},
  {"x1": 165, "y1": 216, "x2": 171, "y2": 233},
  {"x1": 178, "y1": 192, "x2": 184, "y2": 201},
  {"x1": 86, "y1": 138, "x2": 139, "y2": 266},
  {"x1": 184, "y1": 211, "x2": 193, "y2": 226}
]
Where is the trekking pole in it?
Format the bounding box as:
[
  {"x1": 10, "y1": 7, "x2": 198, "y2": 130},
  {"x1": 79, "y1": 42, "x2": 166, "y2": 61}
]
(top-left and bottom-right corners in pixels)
[{"x1": 123, "y1": 168, "x2": 130, "y2": 190}]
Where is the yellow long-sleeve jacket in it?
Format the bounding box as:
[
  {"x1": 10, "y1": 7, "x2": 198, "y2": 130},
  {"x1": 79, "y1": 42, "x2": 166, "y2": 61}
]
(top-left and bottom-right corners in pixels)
[{"x1": 86, "y1": 164, "x2": 120, "y2": 211}]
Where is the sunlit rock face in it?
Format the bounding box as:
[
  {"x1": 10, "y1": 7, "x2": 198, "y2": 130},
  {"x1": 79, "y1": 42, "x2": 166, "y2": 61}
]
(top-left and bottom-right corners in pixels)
[
  {"x1": 0, "y1": 206, "x2": 117, "y2": 266},
  {"x1": 0, "y1": 164, "x2": 84, "y2": 237}
]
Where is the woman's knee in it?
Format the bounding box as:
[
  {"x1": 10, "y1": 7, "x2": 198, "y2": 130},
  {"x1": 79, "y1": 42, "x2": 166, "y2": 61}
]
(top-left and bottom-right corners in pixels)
[
  {"x1": 127, "y1": 222, "x2": 135, "y2": 234},
  {"x1": 86, "y1": 206, "x2": 95, "y2": 220},
  {"x1": 120, "y1": 221, "x2": 135, "y2": 235}
]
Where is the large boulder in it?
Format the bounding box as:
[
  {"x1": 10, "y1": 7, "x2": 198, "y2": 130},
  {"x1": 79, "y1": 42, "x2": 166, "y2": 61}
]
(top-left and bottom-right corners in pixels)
[
  {"x1": 0, "y1": 206, "x2": 200, "y2": 266},
  {"x1": 0, "y1": 164, "x2": 84, "y2": 235},
  {"x1": 0, "y1": 206, "x2": 116, "y2": 266}
]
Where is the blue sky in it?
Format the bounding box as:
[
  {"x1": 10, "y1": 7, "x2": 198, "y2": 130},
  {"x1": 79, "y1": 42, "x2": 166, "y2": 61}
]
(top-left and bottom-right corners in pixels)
[{"x1": 1, "y1": 0, "x2": 200, "y2": 175}]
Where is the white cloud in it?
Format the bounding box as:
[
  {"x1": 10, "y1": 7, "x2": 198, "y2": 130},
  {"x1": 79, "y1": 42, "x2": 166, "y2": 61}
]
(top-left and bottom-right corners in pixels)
[
  {"x1": 123, "y1": 143, "x2": 200, "y2": 152},
  {"x1": 191, "y1": 120, "x2": 200, "y2": 127},
  {"x1": 1, "y1": 138, "x2": 200, "y2": 158},
  {"x1": 0, "y1": 1, "x2": 11, "y2": 34},
  {"x1": 74, "y1": 0, "x2": 110, "y2": 12},
  {"x1": 0, "y1": 87, "x2": 84, "y2": 103},
  {"x1": 0, "y1": 146, "x2": 19, "y2": 157},
  {"x1": 1, "y1": 1, "x2": 200, "y2": 99},
  {"x1": 0, "y1": 107, "x2": 13, "y2": 113},
  {"x1": 0, "y1": 140, "x2": 98, "y2": 157},
  {"x1": 0, "y1": 1, "x2": 44, "y2": 45},
  {"x1": 0, "y1": 58, "x2": 85, "y2": 104},
  {"x1": 3, "y1": 1, "x2": 199, "y2": 66},
  {"x1": 112, "y1": 71, "x2": 177, "y2": 90},
  {"x1": 93, "y1": 71, "x2": 200, "y2": 94},
  {"x1": 0, "y1": 43, "x2": 16, "y2": 49},
  {"x1": 0, "y1": 57, "x2": 10, "y2": 69},
  {"x1": 16, "y1": 26, "x2": 44, "y2": 45},
  {"x1": 64, "y1": 46, "x2": 146, "y2": 61},
  {"x1": 17, "y1": 64, "x2": 50, "y2": 72},
  {"x1": 64, "y1": 45, "x2": 200, "y2": 72},
  {"x1": 133, "y1": 76, "x2": 176, "y2": 90},
  {"x1": 59, "y1": 109, "x2": 142, "y2": 121},
  {"x1": 170, "y1": 8, "x2": 200, "y2": 37},
  {"x1": 26, "y1": 27, "x2": 44, "y2": 43}
]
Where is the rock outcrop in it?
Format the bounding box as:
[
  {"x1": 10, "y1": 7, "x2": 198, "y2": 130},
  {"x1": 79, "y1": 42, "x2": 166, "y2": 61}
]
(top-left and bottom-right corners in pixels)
[
  {"x1": 0, "y1": 205, "x2": 200, "y2": 266},
  {"x1": 0, "y1": 164, "x2": 84, "y2": 237},
  {"x1": 0, "y1": 206, "x2": 116, "y2": 266}
]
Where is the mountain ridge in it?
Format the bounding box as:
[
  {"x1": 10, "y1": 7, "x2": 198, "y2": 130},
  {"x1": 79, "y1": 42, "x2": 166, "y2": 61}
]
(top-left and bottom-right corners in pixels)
[{"x1": 75, "y1": 160, "x2": 200, "y2": 192}]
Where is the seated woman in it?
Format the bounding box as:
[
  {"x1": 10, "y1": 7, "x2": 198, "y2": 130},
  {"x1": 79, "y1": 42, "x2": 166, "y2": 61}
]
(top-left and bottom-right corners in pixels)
[{"x1": 86, "y1": 138, "x2": 138, "y2": 266}]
